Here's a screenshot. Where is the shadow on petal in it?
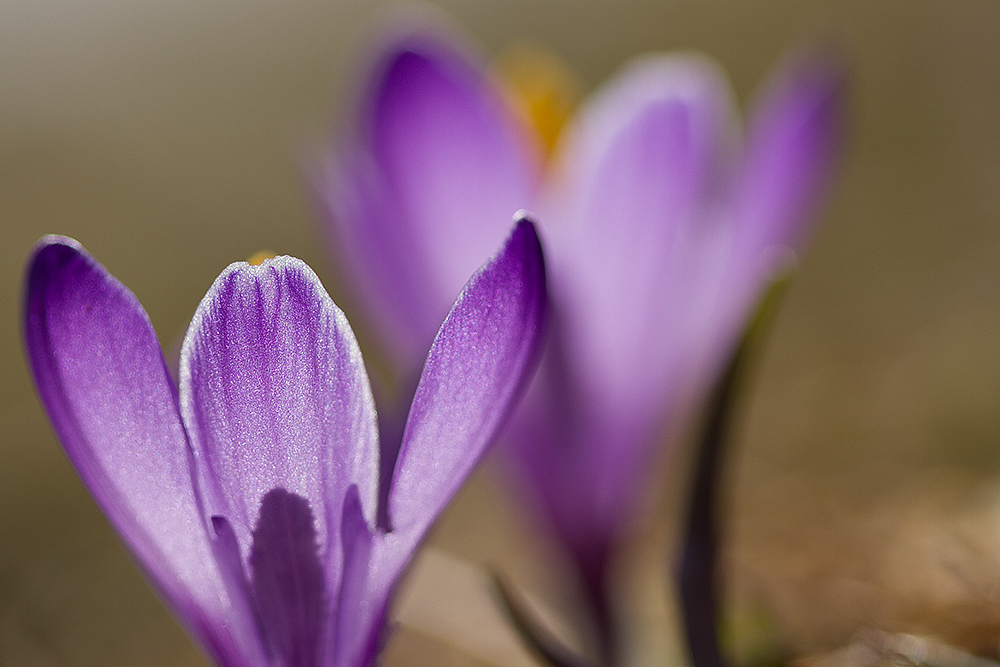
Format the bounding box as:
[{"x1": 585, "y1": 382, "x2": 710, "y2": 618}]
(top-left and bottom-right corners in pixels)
[{"x1": 249, "y1": 488, "x2": 328, "y2": 667}]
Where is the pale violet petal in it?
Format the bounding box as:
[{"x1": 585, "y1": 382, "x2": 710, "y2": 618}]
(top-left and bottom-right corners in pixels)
[
  {"x1": 320, "y1": 30, "x2": 539, "y2": 368},
  {"x1": 179, "y1": 256, "x2": 380, "y2": 648},
  {"x1": 383, "y1": 218, "x2": 547, "y2": 575},
  {"x1": 518, "y1": 57, "x2": 739, "y2": 552},
  {"x1": 330, "y1": 485, "x2": 378, "y2": 667},
  {"x1": 22, "y1": 236, "x2": 267, "y2": 667}
]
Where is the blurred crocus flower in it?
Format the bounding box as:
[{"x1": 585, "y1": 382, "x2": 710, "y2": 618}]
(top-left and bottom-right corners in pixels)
[
  {"x1": 22, "y1": 221, "x2": 546, "y2": 667},
  {"x1": 317, "y1": 22, "x2": 841, "y2": 647}
]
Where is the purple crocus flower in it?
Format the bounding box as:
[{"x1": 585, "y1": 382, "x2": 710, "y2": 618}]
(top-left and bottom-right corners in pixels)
[
  {"x1": 22, "y1": 220, "x2": 546, "y2": 667},
  {"x1": 317, "y1": 24, "x2": 841, "y2": 652}
]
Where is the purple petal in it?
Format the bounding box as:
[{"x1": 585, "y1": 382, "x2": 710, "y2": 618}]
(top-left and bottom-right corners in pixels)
[
  {"x1": 331, "y1": 485, "x2": 378, "y2": 667},
  {"x1": 384, "y1": 217, "x2": 547, "y2": 566},
  {"x1": 178, "y1": 257, "x2": 379, "y2": 630},
  {"x1": 731, "y1": 48, "x2": 845, "y2": 272},
  {"x1": 210, "y1": 516, "x2": 272, "y2": 667},
  {"x1": 710, "y1": 50, "x2": 845, "y2": 385},
  {"x1": 320, "y1": 30, "x2": 538, "y2": 367},
  {"x1": 547, "y1": 55, "x2": 737, "y2": 416},
  {"x1": 512, "y1": 52, "x2": 843, "y2": 570},
  {"x1": 518, "y1": 57, "x2": 738, "y2": 545},
  {"x1": 22, "y1": 236, "x2": 266, "y2": 667}
]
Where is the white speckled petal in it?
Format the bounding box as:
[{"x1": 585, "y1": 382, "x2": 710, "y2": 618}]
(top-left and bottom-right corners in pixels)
[
  {"x1": 23, "y1": 236, "x2": 267, "y2": 667},
  {"x1": 179, "y1": 256, "x2": 380, "y2": 647}
]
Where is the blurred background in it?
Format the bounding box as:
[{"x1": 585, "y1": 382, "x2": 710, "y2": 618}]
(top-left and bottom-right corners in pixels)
[{"x1": 3, "y1": 0, "x2": 1000, "y2": 665}]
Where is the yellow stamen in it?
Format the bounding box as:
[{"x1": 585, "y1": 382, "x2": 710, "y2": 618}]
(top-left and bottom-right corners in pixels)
[
  {"x1": 492, "y1": 44, "x2": 581, "y2": 159},
  {"x1": 247, "y1": 250, "x2": 277, "y2": 266}
]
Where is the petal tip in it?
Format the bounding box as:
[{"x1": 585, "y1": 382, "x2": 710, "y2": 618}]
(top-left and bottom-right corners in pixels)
[
  {"x1": 759, "y1": 42, "x2": 848, "y2": 138},
  {"x1": 26, "y1": 235, "x2": 88, "y2": 282},
  {"x1": 501, "y1": 215, "x2": 548, "y2": 316},
  {"x1": 32, "y1": 233, "x2": 83, "y2": 253}
]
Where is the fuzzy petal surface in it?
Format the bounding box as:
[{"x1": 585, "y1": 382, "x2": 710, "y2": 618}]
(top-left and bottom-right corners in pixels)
[
  {"x1": 22, "y1": 237, "x2": 265, "y2": 667},
  {"x1": 384, "y1": 218, "x2": 547, "y2": 568},
  {"x1": 179, "y1": 256, "x2": 380, "y2": 659}
]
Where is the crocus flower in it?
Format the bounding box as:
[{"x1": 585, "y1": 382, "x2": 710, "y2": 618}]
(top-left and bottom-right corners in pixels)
[
  {"x1": 22, "y1": 219, "x2": 546, "y2": 667},
  {"x1": 317, "y1": 22, "x2": 841, "y2": 650}
]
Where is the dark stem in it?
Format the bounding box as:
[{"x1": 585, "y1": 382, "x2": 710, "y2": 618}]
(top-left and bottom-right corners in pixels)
[
  {"x1": 493, "y1": 572, "x2": 599, "y2": 667},
  {"x1": 676, "y1": 347, "x2": 740, "y2": 667},
  {"x1": 676, "y1": 278, "x2": 789, "y2": 667},
  {"x1": 493, "y1": 549, "x2": 615, "y2": 667},
  {"x1": 576, "y1": 549, "x2": 617, "y2": 667}
]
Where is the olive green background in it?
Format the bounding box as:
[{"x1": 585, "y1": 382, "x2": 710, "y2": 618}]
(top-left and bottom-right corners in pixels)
[{"x1": 3, "y1": 1, "x2": 1000, "y2": 665}]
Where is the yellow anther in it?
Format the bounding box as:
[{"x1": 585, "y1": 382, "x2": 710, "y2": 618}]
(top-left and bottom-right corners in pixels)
[
  {"x1": 492, "y1": 44, "x2": 581, "y2": 159},
  {"x1": 247, "y1": 250, "x2": 277, "y2": 266}
]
